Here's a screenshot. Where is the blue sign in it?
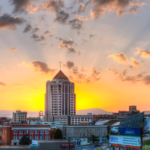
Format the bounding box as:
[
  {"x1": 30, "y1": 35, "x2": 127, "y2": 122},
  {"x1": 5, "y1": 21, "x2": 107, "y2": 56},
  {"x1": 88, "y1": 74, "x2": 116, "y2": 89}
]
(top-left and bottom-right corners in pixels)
[
  {"x1": 119, "y1": 127, "x2": 141, "y2": 136},
  {"x1": 40, "y1": 134, "x2": 44, "y2": 136}
]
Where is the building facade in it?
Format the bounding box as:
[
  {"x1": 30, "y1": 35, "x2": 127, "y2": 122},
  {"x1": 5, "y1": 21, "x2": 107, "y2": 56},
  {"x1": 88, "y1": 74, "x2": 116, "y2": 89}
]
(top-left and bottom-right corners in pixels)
[
  {"x1": 45, "y1": 70, "x2": 76, "y2": 121},
  {"x1": 129, "y1": 105, "x2": 137, "y2": 112},
  {"x1": 62, "y1": 125, "x2": 108, "y2": 145},
  {"x1": 12, "y1": 111, "x2": 27, "y2": 123},
  {"x1": 2, "y1": 125, "x2": 52, "y2": 145}
]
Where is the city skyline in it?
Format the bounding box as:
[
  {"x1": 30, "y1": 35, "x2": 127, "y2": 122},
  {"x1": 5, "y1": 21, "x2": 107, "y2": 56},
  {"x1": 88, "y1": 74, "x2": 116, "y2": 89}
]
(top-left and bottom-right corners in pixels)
[{"x1": 0, "y1": 0, "x2": 150, "y2": 113}]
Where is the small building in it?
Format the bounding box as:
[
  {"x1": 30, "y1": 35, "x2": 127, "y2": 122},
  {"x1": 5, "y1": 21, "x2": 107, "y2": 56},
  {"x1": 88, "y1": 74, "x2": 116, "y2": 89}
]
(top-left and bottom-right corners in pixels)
[
  {"x1": 13, "y1": 111, "x2": 27, "y2": 123},
  {"x1": 2, "y1": 125, "x2": 53, "y2": 145},
  {"x1": 62, "y1": 125, "x2": 108, "y2": 145}
]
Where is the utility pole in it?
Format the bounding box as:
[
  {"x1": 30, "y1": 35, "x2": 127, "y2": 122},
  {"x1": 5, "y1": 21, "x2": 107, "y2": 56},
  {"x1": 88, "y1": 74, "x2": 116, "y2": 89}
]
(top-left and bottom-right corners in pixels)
[{"x1": 68, "y1": 137, "x2": 70, "y2": 150}]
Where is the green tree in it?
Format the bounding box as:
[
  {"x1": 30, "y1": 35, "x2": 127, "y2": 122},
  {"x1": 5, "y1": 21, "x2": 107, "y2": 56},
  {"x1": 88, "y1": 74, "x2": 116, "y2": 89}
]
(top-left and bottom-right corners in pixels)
[
  {"x1": 51, "y1": 130, "x2": 55, "y2": 139},
  {"x1": 20, "y1": 135, "x2": 31, "y2": 145},
  {"x1": 54, "y1": 129, "x2": 62, "y2": 139},
  {"x1": 90, "y1": 135, "x2": 99, "y2": 144}
]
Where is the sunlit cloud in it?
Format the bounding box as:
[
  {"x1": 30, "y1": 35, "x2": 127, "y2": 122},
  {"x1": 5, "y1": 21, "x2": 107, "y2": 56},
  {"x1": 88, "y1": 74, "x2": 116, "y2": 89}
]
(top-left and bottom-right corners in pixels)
[
  {"x1": 137, "y1": 49, "x2": 150, "y2": 58},
  {"x1": 109, "y1": 52, "x2": 128, "y2": 64},
  {"x1": 10, "y1": 47, "x2": 17, "y2": 51},
  {"x1": 131, "y1": 58, "x2": 140, "y2": 68}
]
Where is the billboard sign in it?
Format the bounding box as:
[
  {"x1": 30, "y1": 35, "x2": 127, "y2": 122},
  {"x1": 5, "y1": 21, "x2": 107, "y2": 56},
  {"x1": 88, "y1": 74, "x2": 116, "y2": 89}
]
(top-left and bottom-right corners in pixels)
[
  {"x1": 119, "y1": 127, "x2": 141, "y2": 136},
  {"x1": 109, "y1": 127, "x2": 142, "y2": 149},
  {"x1": 110, "y1": 126, "x2": 119, "y2": 135},
  {"x1": 109, "y1": 135, "x2": 141, "y2": 148},
  {"x1": 39, "y1": 111, "x2": 43, "y2": 119},
  {"x1": 144, "y1": 117, "x2": 150, "y2": 133}
]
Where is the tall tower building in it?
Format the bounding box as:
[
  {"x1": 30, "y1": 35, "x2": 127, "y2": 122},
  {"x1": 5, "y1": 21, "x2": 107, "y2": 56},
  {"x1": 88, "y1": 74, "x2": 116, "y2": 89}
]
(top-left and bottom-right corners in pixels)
[{"x1": 45, "y1": 70, "x2": 76, "y2": 121}]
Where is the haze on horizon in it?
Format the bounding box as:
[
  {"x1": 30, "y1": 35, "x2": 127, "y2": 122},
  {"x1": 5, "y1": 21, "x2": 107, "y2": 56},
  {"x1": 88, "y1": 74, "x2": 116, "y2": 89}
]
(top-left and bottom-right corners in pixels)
[{"x1": 0, "y1": 0, "x2": 150, "y2": 113}]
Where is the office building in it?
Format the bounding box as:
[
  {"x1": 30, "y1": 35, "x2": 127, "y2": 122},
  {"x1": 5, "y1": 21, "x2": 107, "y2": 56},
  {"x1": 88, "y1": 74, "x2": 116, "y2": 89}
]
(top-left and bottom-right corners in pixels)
[
  {"x1": 45, "y1": 70, "x2": 76, "y2": 121},
  {"x1": 129, "y1": 105, "x2": 137, "y2": 112},
  {"x1": 13, "y1": 111, "x2": 27, "y2": 123}
]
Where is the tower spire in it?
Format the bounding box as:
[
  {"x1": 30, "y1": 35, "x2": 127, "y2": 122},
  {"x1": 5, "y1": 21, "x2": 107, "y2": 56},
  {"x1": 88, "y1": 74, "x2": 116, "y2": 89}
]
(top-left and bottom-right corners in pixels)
[{"x1": 59, "y1": 61, "x2": 62, "y2": 70}]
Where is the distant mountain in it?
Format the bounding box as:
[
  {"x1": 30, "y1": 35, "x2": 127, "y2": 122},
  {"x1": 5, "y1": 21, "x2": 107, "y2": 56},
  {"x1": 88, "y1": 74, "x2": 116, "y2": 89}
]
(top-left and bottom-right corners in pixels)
[
  {"x1": 143, "y1": 111, "x2": 150, "y2": 115},
  {"x1": 76, "y1": 108, "x2": 113, "y2": 115}
]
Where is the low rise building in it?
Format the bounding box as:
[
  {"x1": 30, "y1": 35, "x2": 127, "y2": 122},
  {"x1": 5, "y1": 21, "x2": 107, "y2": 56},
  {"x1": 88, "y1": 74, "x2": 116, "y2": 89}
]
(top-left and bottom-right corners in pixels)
[
  {"x1": 2, "y1": 125, "x2": 53, "y2": 145},
  {"x1": 13, "y1": 111, "x2": 27, "y2": 123},
  {"x1": 63, "y1": 125, "x2": 108, "y2": 145}
]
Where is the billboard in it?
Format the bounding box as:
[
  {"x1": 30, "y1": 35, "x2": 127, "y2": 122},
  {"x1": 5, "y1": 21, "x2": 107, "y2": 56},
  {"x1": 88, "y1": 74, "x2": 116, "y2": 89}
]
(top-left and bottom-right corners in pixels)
[
  {"x1": 109, "y1": 127, "x2": 142, "y2": 149},
  {"x1": 109, "y1": 135, "x2": 141, "y2": 148},
  {"x1": 39, "y1": 111, "x2": 43, "y2": 119},
  {"x1": 110, "y1": 126, "x2": 119, "y2": 135},
  {"x1": 144, "y1": 117, "x2": 150, "y2": 133}
]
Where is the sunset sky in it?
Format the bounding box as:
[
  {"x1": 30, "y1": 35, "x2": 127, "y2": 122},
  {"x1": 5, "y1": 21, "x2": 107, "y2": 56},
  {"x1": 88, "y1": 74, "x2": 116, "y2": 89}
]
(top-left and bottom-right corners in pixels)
[{"x1": 0, "y1": 0, "x2": 150, "y2": 113}]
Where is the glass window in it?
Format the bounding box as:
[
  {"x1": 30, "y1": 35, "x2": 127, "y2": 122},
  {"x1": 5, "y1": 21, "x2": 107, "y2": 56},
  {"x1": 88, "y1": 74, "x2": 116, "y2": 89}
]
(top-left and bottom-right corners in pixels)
[
  {"x1": 40, "y1": 130, "x2": 44, "y2": 133},
  {"x1": 35, "y1": 130, "x2": 39, "y2": 134},
  {"x1": 45, "y1": 130, "x2": 49, "y2": 134},
  {"x1": 24, "y1": 130, "x2": 26, "y2": 134},
  {"x1": 40, "y1": 136, "x2": 44, "y2": 140}
]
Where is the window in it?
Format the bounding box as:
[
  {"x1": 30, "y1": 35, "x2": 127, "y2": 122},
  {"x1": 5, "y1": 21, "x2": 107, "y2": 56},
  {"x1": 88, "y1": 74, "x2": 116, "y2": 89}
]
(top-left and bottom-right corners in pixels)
[
  {"x1": 40, "y1": 130, "x2": 44, "y2": 134},
  {"x1": 13, "y1": 130, "x2": 17, "y2": 134},
  {"x1": 45, "y1": 136, "x2": 49, "y2": 140},
  {"x1": 40, "y1": 136, "x2": 44, "y2": 140},
  {"x1": 35, "y1": 130, "x2": 39, "y2": 134},
  {"x1": 19, "y1": 130, "x2": 23, "y2": 134},
  {"x1": 24, "y1": 130, "x2": 26, "y2": 134},
  {"x1": 30, "y1": 130, "x2": 33, "y2": 134},
  {"x1": 45, "y1": 130, "x2": 49, "y2": 134}
]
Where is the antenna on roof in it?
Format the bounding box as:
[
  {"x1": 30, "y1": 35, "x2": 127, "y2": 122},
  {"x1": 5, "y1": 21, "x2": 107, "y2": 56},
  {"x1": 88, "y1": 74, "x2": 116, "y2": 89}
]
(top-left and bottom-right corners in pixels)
[{"x1": 59, "y1": 61, "x2": 62, "y2": 70}]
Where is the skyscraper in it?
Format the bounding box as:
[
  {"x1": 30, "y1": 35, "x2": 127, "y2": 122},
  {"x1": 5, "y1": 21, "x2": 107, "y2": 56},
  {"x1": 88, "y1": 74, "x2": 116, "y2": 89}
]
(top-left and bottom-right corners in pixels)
[{"x1": 45, "y1": 70, "x2": 76, "y2": 122}]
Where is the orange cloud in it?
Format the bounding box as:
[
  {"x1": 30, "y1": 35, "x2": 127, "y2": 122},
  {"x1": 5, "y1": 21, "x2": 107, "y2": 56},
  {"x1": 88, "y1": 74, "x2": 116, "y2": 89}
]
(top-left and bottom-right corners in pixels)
[
  {"x1": 58, "y1": 44, "x2": 67, "y2": 49},
  {"x1": 109, "y1": 52, "x2": 128, "y2": 63},
  {"x1": 10, "y1": 47, "x2": 17, "y2": 51},
  {"x1": 131, "y1": 58, "x2": 140, "y2": 68},
  {"x1": 137, "y1": 49, "x2": 150, "y2": 58}
]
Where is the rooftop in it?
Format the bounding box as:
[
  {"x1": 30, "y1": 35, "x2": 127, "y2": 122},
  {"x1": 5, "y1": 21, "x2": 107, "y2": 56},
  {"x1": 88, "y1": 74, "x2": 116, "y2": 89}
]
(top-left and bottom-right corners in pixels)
[
  {"x1": 120, "y1": 112, "x2": 144, "y2": 127},
  {"x1": 53, "y1": 70, "x2": 69, "y2": 80}
]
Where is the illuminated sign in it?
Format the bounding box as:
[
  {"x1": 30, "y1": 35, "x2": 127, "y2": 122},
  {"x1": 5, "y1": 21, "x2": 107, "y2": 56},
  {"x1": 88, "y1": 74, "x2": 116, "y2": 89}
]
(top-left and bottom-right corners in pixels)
[{"x1": 39, "y1": 111, "x2": 43, "y2": 119}]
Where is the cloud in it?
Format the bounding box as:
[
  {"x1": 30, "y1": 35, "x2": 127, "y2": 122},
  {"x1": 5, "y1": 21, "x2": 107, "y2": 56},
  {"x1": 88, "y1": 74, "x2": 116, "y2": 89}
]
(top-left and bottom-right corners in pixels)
[
  {"x1": 109, "y1": 52, "x2": 128, "y2": 63},
  {"x1": 68, "y1": 45, "x2": 76, "y2": 53},
  {"x1": 44, "y1": 31, "x2": 51, "y2": 35},
  {"x1": 0, "y1": 14, "x2": 24, "y2": 30},
  {"x1": 89, "y1": 0, "x2": 147, "y2": 20},
  {"x1": 0, "y1": 82, "x2": 7, "y2": 86},
  {"x1": 10, "y1": 47, "x2": 17, "y2": 51},
  {"x1": 143, "y1": 75, "x2": 150, "y2": 85},
  {"x1": 31, "y1": 34, "x2": 45, "y2": 41},
  {"x1": 131, "y1": 58, "x2": 140, "y2": 68},
  {"x1": 76, "y1": 15, "x2": 88, "y2": 21},
  {"x1": 23, "y1": 24, "x2": 32, "y2": 33},
  {"x1": 108, "y1": 68, "x2": 118, "y2": 75},
  {"x1": 11, "y1": 0, "x2": 31, "y2": 13},
  {"x1": 58, "y1": 44, "x2": 67, "y2": 49},
  {"x1": 92, "y1": 69, "x2": 101, "y2": 81},
  {"x1": 137, "y1": 49, "x2": 150, "y2": 58},
  {"x1": 69, "y1": 18, "x2": 82, "y2": 30},
  {"x1": 55, "y1": 10, "x2": 69, "y2": 24},
  {"x1": 32, "y1": 61, "x2": 54, "y2": 74},
  {"x1": 78, "y1": 4, "x2": 85, "y2": 12},
  {"x1": 32, "y1": 26, "x2": 40, "y2": 33},
  {"x1": 63, "y1": 39, "x2": 74, "y2": 45},
  {"x1": 64, "y1": 61, "x2": 74, "y2": 69},
  {"x1": 89, "y1": 34, "x2": 94, "y2": 38}
]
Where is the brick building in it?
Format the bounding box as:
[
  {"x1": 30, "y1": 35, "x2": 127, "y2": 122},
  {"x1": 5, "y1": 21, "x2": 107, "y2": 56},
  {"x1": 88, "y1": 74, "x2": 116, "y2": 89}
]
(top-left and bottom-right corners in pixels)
[{"x1": 2, "y1": 125, "x2": 53, "y2": 145}]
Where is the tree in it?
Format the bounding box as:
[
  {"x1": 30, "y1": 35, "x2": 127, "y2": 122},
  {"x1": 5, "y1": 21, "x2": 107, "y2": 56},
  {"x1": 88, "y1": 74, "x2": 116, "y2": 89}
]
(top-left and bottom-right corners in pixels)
[
  {"x1": 51, "y1": 130, "x2": 55, "y2": 139},
  {"x1": 90, "y1": 135, "x2": 99, "y2": 144},
  {"x1": 54, "y1": 129, "x2": 62, "y2": 139},
  {"x1": 20, "y1": 135, "x2": 31, "y2": 145}
]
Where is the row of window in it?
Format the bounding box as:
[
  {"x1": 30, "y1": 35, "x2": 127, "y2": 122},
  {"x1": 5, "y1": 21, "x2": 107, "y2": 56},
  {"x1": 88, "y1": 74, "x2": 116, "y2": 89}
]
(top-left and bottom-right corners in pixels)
[
  {"x1": 13, "y1": 135, "x2": 50, "y2": 140},
  {"x1": 13, "y1": 130, "x2": 49, "y2": 134}
]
